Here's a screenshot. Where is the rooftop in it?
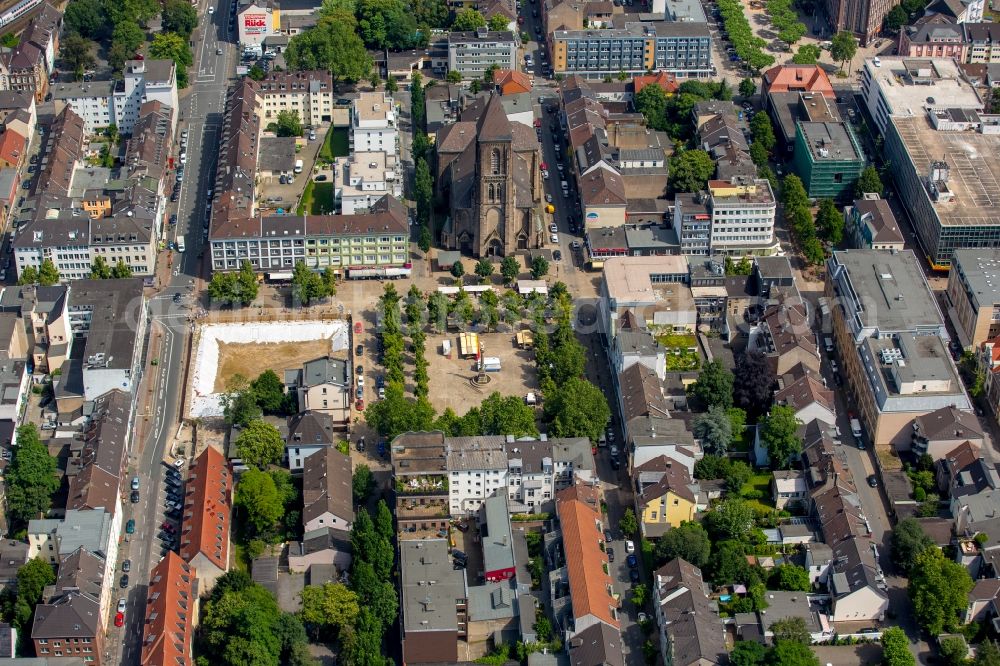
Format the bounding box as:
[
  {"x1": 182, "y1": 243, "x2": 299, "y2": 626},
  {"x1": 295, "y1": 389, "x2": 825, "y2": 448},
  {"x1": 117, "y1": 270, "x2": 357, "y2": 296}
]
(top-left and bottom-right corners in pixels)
[
  {"x1": 400, "y1": 540, "x2": 466, "y2": 633},
  {"x1": 797, "y1": 121, "x2": 864, "y2": 162},
  {"x1": 865, "y1": 57, "x2": 982, "y2": 119},
  {"x1": 952, "y1": 249, "x2": 1000, "y2": 308},
  {"x1": 603, "y1": 256, "x2": 691, "y2": 305},
  {"x1": 859, "y1": 333, "x2": 969, "y2": 411},
  {"x1": 827, "y1": 249, "x2": 943, "y2": 333}
]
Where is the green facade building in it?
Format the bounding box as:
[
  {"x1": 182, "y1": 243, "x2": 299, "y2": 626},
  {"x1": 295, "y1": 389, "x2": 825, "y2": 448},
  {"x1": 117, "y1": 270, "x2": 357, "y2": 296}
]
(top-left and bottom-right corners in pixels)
[{"x1": 792, "y1": 121, "x2": 866, "y2": 201}]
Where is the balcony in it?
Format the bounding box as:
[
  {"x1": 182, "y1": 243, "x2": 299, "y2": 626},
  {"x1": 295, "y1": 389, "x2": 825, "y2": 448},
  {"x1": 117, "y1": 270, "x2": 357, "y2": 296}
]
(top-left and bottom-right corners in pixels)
[{"x1": 395, "y1": 475, "x2": 449, "y2": 495}]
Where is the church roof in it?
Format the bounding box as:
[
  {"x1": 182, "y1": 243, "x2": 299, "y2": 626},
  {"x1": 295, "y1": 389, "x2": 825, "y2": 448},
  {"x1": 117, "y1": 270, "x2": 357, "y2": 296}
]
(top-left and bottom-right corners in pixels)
[{"x1": 477, "y1": 94, "x2": 513, "y2": 142}]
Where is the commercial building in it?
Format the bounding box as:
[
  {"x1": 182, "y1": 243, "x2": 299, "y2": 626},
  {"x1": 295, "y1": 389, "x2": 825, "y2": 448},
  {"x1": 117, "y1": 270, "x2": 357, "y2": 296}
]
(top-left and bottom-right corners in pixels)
[
  {"x1": 673, "y1": 178, "x2": 778, "y2": 256},
  {"x1": 945, "y1": 249, "x2": 1000, "y2": 349},
  {"x1": 335, "y1": 151, "x2": 403, "y2": 215},
  {"x1": 399, "y1": 540, "x2": 467, "y2": 664},
  {"x1": 209, "y1": 195, "x2": 411, "y2": 277},
  {"x1": 140, "y1": 552, "x2": 194, "y2": 666},
  {"x1": 352, "y1": 91, "x2": 398, "y2": 156},
  {"x1": 253, "y1": 70, "x2": 335, "y2": 126},
  {"x1": 599, "y1": 256, "x2": 694, "y2": 342},
  {"x1": 237, "y1": 0, "x2": 281, "y2": 56},
  {"x1": 791, "y1": 120, "x2": 866, "y2": 200},
  {"x1": 861, "y1": 58, "x2": 1000, "y2": 268},
  {"x1": 825, "y1": 249, "x2": 971, "y2": 450},
  {"x1": 179, "y1": 446, "x2": 231, "y2": 591},
  {"x1": 551, "y1": 21, "x2": 712, "y2": 79},
  {"x1": 447, "y1": 29, "x2": 519, "y2": 80}
]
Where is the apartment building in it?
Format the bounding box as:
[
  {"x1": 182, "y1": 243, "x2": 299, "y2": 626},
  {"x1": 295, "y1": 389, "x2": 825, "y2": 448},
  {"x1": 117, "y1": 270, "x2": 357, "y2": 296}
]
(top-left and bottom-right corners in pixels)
[
  {"x1": 898, "y1": 15, "x2": 967, "y2": 59},
  {"x1": 0, "y1": 284, "x2": 69, "y2": 374},
  {"x1": 0, "y1": 3, "x2": 61, "y2": 103},
  {"x1": 845, "y1": 194, "x2": 904, "y2": 250},
  {"x1": 335, "y1": 151, "x2": 403, "y2": 214},
  {"x1": 652, "y1": 559, "x2": 726, "y2": 666},
  {"x1": 447, "y1": 29, "x2": 518, "y2": 80},
  {"x1": 179, "y1": 446, "x2": 232, "y2": 591},
  {"x1": 861, "y1": 57, "x2": 999, "y2": 268},
  {"x1": 209, "y1": 195, "x2": 411, "y2": 277},
  {"x1": 825, "y1": 249, "x2": 971, "y2": 449},
  {"x1": 31, "y1": 548, "x2": 107, "y2": 664},
  {"x1": 255, "y1": 70, "x2": 335, "y2": 126},
  {"x1": 400, "y1": 540, "x2": 466, "y2": 664},
  {"x1": 352, "y1": 91, "x2": 398, "y2": 156},
  {"x1": 141, "y1": 552, "x2": 195, "y2": 666},
  {"x1": 672, "y1": 178, "x2": 778, "y2": 256},
  {"x1": 302, "y1": 447, "x2": 354, "y2": 533},
  {"x1": 945, "y1": 249, "x2": 1000, "y2": 349},
  {"x1": 211, "y1": 80, "x2": 261, "y2": 225},
  {"x1": 965, "y1": 22, "x2": 1000, "y2": 62},
  {"x1": 49, "y1": 60, "x2": 177, "y2": 134},
  {"x1": 551, "y1": 21, "x2": 712, "y2": 79}
]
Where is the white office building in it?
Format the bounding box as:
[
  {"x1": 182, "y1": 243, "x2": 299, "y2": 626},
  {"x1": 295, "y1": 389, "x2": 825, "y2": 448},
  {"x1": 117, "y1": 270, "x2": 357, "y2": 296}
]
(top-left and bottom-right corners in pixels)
[
  {"x1": 447, "y1": 29, "x2": 518, "y2": 80},
  {"x1": 351, "y1": 91, "x2": 398, "y2": 156},
  {"x1": 335, "y1": 151, "x2": 403, "y2": 214}
]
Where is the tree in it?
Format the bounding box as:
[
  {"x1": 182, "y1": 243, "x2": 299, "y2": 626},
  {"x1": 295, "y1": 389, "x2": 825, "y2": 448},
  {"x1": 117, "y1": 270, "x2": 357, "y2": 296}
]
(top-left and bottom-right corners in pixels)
[
  {"x1": 291, "y1": 261, "x2": 332, "y2": 305},
  {"x1": 285, "y1": 17, "x2": 373, "y2": 83},
  {"x1": 252, "y1": 369, "x2": 288, "y2": 415},
  {"x1": 654, "y1": 521, "x2": 711, "y2": 568},
  {"x1": 689, "y1": 360, "x2": 734, "y2": 409},
  {"x1": 771, "y1": 616, "x2": 811, "y2": 644},
  {"x1": 500, "y1": 256, "x2": 520, "y2": 284},
  {"x1": 760, "y1": 405, "x2": 802, "y2": 468},
  {"x1": 478, "y1": 392, "x2": 538, "y2": 437},
  {"x1": 61, "y1": 34, "x2": 96, "y2": 78},
  {"x1": 300, "y1": 583, "x2": 360, "y2": 640},
  {"x1": 881, "y1": 627, "x2": 915, "y2": 666},
  {"x1": 830, "y1": 31, "x2": 858, "y2": 72},
  {"x1": 856, "y1": 164, "x2": 884, "y2": 197},
  {"x1": 38, "y1": 259, "x2": 59, "y2": 286},
  {"x1": 693, "y1": 405, "x2": 734, "y2": 455},
  {"x1": 17, "y1": 265, "x2": 38, "y2": 286},
  {"x1": 414, "y1": 157, "x2": 433, "y2": 230},
  {"x1": 452, "y1": 7, "x2": 486, "y2": 31},
  {"x1": 375, "y1": 499, "x2": 393, "y2": 541},
  {"x1": 543, "y1": 377, "x2": 611, "y2": 443},
  {"x1": 275, "y1": 110, "x2": 304, "y2": 137},
  {"x1": 816, "y1": 198, "x2": 843, "y2": 245},
  {"x1": 112, "y1": 19, "x2": 145, "y2": 58},
  {"x1": 488, "y1": 12, "x2": 509, "y2": 31},
  {"x1": 975, "y1": 641, "x2": 1000, "y2": 666},
  {"x1": 235, "y1": 419, "x2": 285, "y2": 469},
  {"x1": 669, "y1": 149, "x2": 715, "y2": 194},
  {"x1": 750, "y1": 112, "x2": 776, "y2": 152},
  {"x1": 891, "y1": 517, "x2": 933, "y2": 575},
  {"x1": 364, "y1": 384, "x2": 435, "y2": 438},
  {"x1": 791, "y1": 44, "x2": 821, "y2": 64},
  {"x1": 11, "y1": 558, "x2": 55, "y2": 631},
  {"x1": 235, "y1": 468, "x2": 284, "y2": 535},
  {"x1": 731, "y1": 641, "x2": 768, "y2": 666},
  {"x1": 149, "y1": 32, "x2": 193, "y2": 88},
  {"x1": 474, "y1": 258, "x2": 494, "y2": 282},
  {"x1": 770, "y1": 564, "x2": 811, "y2": 592},
  {"x1": 909, "y1": 546, "x2": 975, "y2": 634},
  {"x1": 939, "y1": 637, "x2": 968, "y2": 666},
  {"x1": 883, "y1": 5, "x2": 908, "y2": 32},
  {"x1": 620, "y1": 508, "x2": 638, "y2": 535},
  {"x1": 635, "y1": 84, "x2": 669, "y2": 132},
  {"x1": 353, "y1": 463, "x2": 375, "y2": 502},
  {"x1": 199, "y1": 578, "x2": 299, "y2": 665},
  {"x1": 750, "y1": 141, "x2": 770, "y2": 167},
  {"x1": 162, "y1": 0, "x2": 199, "y2": 37},
  {"x1": 769, "y1": 640, "x2": 820, "y2": 666},
  {"x1": 6, "y1": 425, "x2": 59, "y2": 527},
  {"x1": 90, "y1": 255, "x2": 112, "y2": 279},
  {"x1": 733, "y1": 351, "x2": 774, "y2": 417},
  {"x1": 530, "y1": 255, "x2": 549, "y2": 280},
  {"x1": 705, "y1": 498, "x2": 756, "y2": 541},
  {"x1": 739, "y1": 78, "x2": 756, "y2": 99},
  {"x1": 111, "y1": 260, "x2": 133, "y2": 278},
  {"x1": 350, "y1": 560, "x2": 398, "y2": 627},
  {"x1": 446, "y1": 69, "x2": 462, "y2": 83},
  {"x1": 64, "y1": 0, "x2": 109, "y2": 40},
  {"x1": 450, "y1": 260, "x2": 465, "y2": 279}
]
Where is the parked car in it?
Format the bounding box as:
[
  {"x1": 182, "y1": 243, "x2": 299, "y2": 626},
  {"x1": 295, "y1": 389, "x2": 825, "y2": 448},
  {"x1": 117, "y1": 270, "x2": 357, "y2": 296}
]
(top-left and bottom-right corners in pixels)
[
  {"x1": 607, "y1": 548, "x2": 615, "y2": 562},
  {"x1": 122, "y1": 559, "x2": 131, "y2": 572},
  {"x1": 626, "y1": 554, "x2": 638, "y2": 568},
  {"x1": 117, "y1": 598, "x2": 127, "y2": 613},
  {"x1": 603, "y1": 529, "x2": 613, "y2": 543},
  {"x1": 356, "y1": 344, "x2": 364, "y2": 356},
  {"x1": 120, "y1": 574, "x2": 130, "y2": 588},
  {"x1": 629, "y1": 569, "x2": 640, "y2": 584},
  {"x1": 115, "y1": 612, "x2": 125, "y2": 627},
  {"x1": 130, "y1": 490, "x2": 140, "y2": 504},
  {"x1": 125, "y1": 519, "x2": 135, "y2": 534},
  {"x1": 625, "y1": 540, "x2": 635, "y2": 554}
]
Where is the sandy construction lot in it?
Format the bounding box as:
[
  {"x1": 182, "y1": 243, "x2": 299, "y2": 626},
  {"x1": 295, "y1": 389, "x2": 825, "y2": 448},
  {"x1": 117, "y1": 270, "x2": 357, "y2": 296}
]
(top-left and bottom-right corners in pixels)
[{"x1": 214, "y1": 340, "x2": 340, "y2": 391}]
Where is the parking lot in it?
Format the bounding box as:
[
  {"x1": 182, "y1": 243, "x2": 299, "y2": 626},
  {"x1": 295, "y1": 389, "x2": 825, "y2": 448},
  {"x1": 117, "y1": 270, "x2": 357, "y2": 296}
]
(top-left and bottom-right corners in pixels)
[{"x1": 425, "y1": 331, "x2": 540, "y2": 416}]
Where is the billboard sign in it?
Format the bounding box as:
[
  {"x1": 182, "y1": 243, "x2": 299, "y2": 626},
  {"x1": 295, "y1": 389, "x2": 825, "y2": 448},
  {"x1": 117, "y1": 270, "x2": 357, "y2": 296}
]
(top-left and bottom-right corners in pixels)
[{"x1": 243, "y1": 13, "x2": 268, "y2": 35}]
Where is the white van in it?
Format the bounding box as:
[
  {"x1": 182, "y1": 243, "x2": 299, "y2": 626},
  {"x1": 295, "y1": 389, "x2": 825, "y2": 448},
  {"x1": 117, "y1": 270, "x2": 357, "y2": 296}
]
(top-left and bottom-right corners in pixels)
[
  {"x1": 824, "y1": 337, "x2": 833, "y2": 353},
  {"x1": 850, "y1": 418, "x2": 863, "y2": 439},
  {"x1": 294, "y1": 159, "x2": 303, "y2": 174}
]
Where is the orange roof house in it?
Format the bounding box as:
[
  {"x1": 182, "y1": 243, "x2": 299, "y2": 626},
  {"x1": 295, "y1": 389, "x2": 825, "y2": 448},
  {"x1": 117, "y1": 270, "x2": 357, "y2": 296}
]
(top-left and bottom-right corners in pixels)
[
  {"x1": 179, "y1": 446, "x2": 231, "y2": 590},
  {"x1": 493, "y1": 69, "x2": 532, "y2": 95},
  {"x1": 556, "y1": 483, "x2": 620, "y2": 634},
  {"x1": 141, "y1": 552, "x2": 194, "y2": 666},
  {"x1": 633, "y1": 71, "x2": 679, "y2": 95},
  {"x1": 761, "y1": 65, "x2": 835, "y2": 98},
  {"x1": 0, "y1": 129, "x2": 26, "y2": 169}
]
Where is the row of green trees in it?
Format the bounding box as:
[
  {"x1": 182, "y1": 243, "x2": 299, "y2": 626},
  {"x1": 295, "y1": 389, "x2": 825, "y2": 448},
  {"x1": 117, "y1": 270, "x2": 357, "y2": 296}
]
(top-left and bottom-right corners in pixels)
[
  {"x1": 411, "y1": 74, "x2": 434, "y2": 252},
  {"x1": 765, "y1": 0, "x2": 807, "y2": 46},
  {"x1": 17, "y1": 259, "x2": 59, "y2": 287},
  {"x1": 781, "y1": 174, "x2": 826, "y2": 265},
  {"x1": 716, "y1": 0, "x2": 776, "y2": 73}
]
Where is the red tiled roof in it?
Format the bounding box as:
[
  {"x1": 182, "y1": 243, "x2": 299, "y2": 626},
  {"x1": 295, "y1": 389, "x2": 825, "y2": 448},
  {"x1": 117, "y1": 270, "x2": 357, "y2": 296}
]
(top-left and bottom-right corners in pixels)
[
  {"x1": 493, "y1": 69, "x2": 532, "y2": 95},
  {"x1": 633, "y1": 71, "x2": 679, "y2": 95},
  {"x1": 556, "y1": 491, "x2": 619, "y2": 630},
  {"x1": 180, "y1": 446, "x2": 231, "y2": 573},
  {"x1": 762, "y1": 65, "x2": 835, "y2": 97},
  {"x1": 0, "y1": 130, "x2": 25, "y2": 166},
  {"x1": 141, "y1": 552, "x2": 194, "y2": 666}
]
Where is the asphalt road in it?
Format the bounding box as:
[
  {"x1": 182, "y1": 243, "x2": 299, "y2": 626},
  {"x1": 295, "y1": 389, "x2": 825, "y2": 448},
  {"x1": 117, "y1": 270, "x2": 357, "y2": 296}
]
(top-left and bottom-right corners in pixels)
[{"x1": 113, "y1": 0, "x2": 233, "y2": 661}]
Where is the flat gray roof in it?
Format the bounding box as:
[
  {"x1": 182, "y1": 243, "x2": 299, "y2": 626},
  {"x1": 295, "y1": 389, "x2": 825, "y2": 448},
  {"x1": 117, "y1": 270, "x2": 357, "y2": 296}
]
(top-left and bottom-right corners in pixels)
[
  {"x1": 400, "y1": 539, "x2": 466, "y2": 634},
  {"x1": 828, "y1": 249, "x2": 942, "y2": 332},
  {"x1": 951, "y1": 249, "x2": 1000, "y2": 308},
  {"x1": 797, "y1": 121, "x2": 863, "y2": 162}
]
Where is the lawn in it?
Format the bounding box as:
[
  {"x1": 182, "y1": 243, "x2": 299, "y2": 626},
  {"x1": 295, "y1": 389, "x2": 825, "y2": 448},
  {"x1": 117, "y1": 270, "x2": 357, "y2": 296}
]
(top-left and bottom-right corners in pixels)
[
  {"x1": 318, "y1": 127, "x2": 349, "y2": 163},
  {"x1": 740, "y1": 472, "x2": 775, "y2": 514},
  {"x1": 656, "y1": 333, "x2": 701, "y2": 370},
  {"x1": 296, "y1": 181, "x2": 335, "y2": 215}
]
